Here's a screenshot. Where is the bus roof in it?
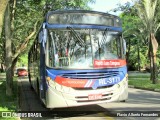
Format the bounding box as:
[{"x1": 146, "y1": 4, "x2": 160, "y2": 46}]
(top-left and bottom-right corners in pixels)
[{"x1": 46, "y1": 10, "x2": 121, "y2": 28}]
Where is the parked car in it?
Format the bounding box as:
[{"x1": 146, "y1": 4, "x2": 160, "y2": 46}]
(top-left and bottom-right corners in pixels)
[{"x1": 16, "y1": 68, "x2": 28, "y2": 77}]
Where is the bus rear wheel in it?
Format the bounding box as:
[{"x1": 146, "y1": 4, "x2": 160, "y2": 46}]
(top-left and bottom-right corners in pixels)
[{"x1": 28, "y1": 74, "x2": 33, "y2": 90}]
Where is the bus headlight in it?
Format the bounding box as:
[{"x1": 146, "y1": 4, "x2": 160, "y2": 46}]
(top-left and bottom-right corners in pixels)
[
  {"x1": 46, "y1": 77, "x2": 56, "y2": 89},
  {"x1": 48, "y1": 78, "x2": 63, "y2": 91},
  {"x1": 46, "y1": 76, "x2": 70, "y2": 93},
  {"x1": 46, "y1": 76, "x2": 52, "y2": 82},
  {"x1": 120, "y1": 77, "x2": 128, "y2": 88},
  {"x1": 117, "y1": 77, "x2": 127, "y2": 88}
]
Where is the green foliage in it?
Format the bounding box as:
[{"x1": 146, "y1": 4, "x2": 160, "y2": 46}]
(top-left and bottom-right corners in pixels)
[
  {"x1": 117, "y1": 2, "x2": 159, "y2": 71},
  {"x1": 17, "y1": 53, "x2": 28, "y2": 67},
  {"x1": 0, "y1": 0, "x2": 95, "y2": 63},
  {"x1": 12, "y1": 0, "x2": 44, "y2": 52},
  {"x1": 128, "y1": 45, "x2": 148, "y2": 69}
]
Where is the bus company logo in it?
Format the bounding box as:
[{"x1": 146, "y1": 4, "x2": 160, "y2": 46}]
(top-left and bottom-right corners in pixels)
[
  {"x1": 55, "y1": 76, "x2": 87, "y2": 87},
  {"x1": 62, "y1": 80, "x2": 86, "y2": 85}
]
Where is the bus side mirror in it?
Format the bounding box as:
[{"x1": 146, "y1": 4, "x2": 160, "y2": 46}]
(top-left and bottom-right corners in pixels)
[
  {"x1": 123, "y1": 39, "x2": 126, "y2": 55},
  {"x1": 42, "y1": 23, "x2": 47, "y2": 44},
  {"x1": 39, "y1": 31, "x2": 43, "y2": 43},
  {"x1": 41, "y1": 23, "x2": 47, "y2": 54},
  {"x1": 43, "y1": 28, "x2": 47, "y2": 44},
  {"x1": 43, "y1": 29, "x2": 47, "y2": 53},
  {"x1": 38, "y1": 23, "x2": 47, "y2": 44},
  {"x1": 39, "y1": 29, "x2": 47, "y2": 54}
]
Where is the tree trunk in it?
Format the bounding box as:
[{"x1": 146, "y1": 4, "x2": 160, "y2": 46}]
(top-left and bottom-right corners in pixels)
[
  {"x1": 152, "y1": 54, "x2": 158, "y2": 84},
  {"x1": 5, "y1": 3, "x2": 13, "y2": 96},
  {"x1": 0, "y1": 63, "x2": 5, "y2": 72},
  {"x1": 150, "y1": 33, "x2": 158, "y2": 84},
  {"x1": 126, "y1": 38, "x2": 130, "y2": 69},
  {"x1": 137, "y1": 39, "x2": 140, "y2": 71},
  {"x1": 150, "y1": 58, "x2": 154, "y2": 81},
  {"x1": 11, "y1": 56, "x2": 18, "y2": 77},
  {"x1": 149, "y1": 42, "x2": 153, "y2": 81},
  {"x1": 0, "y1": 0, "x2": 9, "y2": 38}
]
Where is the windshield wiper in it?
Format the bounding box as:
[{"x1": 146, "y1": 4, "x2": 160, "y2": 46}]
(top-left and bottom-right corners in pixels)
[
  {"x1": 67, "y1": 26, "x2": 85, "y2": 46},
  {"x1": 100, "y1": 28, "x2": 109, "y2": 47}
]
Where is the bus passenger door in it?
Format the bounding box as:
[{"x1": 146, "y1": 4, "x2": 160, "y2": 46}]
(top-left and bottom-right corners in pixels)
[
  {"x1": 40, "y1": 43, "x2": 46, "y2": 99},
  {"x1": 39, "y1": 27, "x2": 47, "y2": 100}
]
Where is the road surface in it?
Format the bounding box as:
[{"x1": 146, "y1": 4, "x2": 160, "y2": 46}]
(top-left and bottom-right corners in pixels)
[{"x1": 18, "y1": 77, "x2": 160, "y2": 120}]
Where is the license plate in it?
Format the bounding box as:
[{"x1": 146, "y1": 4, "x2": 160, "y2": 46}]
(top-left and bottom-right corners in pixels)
[{"x1": 88, "y1": 93, "x2": 102, "y2": 100}]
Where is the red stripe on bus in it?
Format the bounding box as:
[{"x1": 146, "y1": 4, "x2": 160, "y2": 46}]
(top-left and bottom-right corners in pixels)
[{"x1": 55, "y1": 76, "x2": 88, "y2": 88}]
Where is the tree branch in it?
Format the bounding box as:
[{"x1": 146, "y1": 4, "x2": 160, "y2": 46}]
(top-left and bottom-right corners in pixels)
[
  {"x1": 11, "y1": 0, "x2": 16, "y2": 31},
  {"x1": 12, "y1": 21, "x2": 39, "y2": 62}
]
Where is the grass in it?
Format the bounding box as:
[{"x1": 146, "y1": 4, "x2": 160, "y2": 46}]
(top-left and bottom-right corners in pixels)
[
  {"x1": 0, "y1": 73, "x2": 18, "y2": 120},
  {"x1": 128, "y1": 75, "x2": 150, "y2": 79},
  {"x1": 128, "y1": 73, "x2": 160, "y2": 90}
]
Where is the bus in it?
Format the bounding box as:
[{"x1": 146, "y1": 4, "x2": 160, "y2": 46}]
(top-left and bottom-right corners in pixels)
[{"x1": 28, "y1": 10, "x2": 128, "y2": 108}]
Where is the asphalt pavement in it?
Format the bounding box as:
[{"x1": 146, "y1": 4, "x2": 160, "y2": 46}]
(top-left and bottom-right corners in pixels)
[{"x1": 1, "y1": 72, "x2": 160, "y2": 120}]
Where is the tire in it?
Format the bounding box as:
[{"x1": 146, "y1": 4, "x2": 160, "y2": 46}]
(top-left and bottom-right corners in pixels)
[
  {"x1": 120, "y1": 100, "x2": 126, "y2": 102},
  {"x1": 37, "y1": 79, "x2": 40, "y2": 98},
  {"x1": 28, "y1": 74, "x2": 33, "y2": 90}
]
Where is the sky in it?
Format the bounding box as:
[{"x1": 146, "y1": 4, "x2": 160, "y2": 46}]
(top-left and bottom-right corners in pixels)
[{"x1": 89, "y1": 0, "x2": 133, "y2": 15}]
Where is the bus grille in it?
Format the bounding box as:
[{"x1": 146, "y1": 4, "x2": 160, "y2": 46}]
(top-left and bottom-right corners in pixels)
[
  {"x1": 73, "y1": 85, "x2": 113, "y2": 90},
  {"x1": 60, "y1": 71, "x2": 120, "y2": 79}
]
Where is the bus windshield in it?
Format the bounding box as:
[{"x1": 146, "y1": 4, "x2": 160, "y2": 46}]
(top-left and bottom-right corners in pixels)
[{"x1": 46, "y1": 28, "x2": 123, "y2": 69}]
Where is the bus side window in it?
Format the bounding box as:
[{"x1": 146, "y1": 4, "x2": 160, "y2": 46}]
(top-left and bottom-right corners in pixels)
[
  {"x1": 33, "y1": 43, "x2": 36, "y2": 62},
  {"x1": 37, "y1": 42, "x2": 40, "y2": 60},
  {"x1": 30, "y1": 50, "x2": 33, "y2": 63},
  {"x1": 35, "y1": 40, "x2": 40, "y2": 60}
]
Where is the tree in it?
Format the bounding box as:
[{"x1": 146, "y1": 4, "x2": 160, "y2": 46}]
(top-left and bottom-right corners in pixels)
[
  {"x1": 113, "y1": 3, "x2": 148, "y2": 71},
  {"x1": 5, "y1": 2, "x2": 13, "y2": 96},
  {"x1": 136, "y1": 0, "x2": 159, "y2": 84},
  {"x1": 0, "y1": 0, "x2": 9, "y2": 38},
  {"x1": 0, "y1": 1, "x2": 9, "y2": 72},
  {"x1": 2, "y1": 0, "x2": 95, "y2": 96}
]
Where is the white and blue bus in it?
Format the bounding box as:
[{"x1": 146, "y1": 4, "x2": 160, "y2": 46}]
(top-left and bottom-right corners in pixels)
[{"x1": 28, "y1": 10, "x2": 128, "y2": 108}]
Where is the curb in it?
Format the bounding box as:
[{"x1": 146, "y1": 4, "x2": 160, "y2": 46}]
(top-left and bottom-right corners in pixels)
[
  {"x1": 128, "y1": 85, "x2": 134, "y2": 88},
  {"x1": 128, "y1": 85, "x2": 160, "y2": 92},
  {"x1": 154, "y1": 89, "x2": 160, "y2": 92}
]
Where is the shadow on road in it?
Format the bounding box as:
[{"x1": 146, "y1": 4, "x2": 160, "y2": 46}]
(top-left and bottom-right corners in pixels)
[
  {"x1": 18, "y1": 77, "x2": 160, "y2": 119},
  {"x1": 18, "y1": 77, "x2": 109, "y2": 119}
]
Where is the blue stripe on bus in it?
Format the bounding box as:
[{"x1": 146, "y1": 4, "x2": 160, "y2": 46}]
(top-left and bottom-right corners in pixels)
[
  {"x1": 91, "y1": 70, "x2": 125, "y2": 89},
  {"x1": 45, "y1": 23, "x2": 122, "y2": 32},
  {"x1": 46, "y1": 66, "x2": 127, "y2": 88}
]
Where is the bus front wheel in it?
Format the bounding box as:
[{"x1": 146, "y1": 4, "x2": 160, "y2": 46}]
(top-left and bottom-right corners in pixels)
[{"x1": 120, "y1": 100, "x2": 126, "y2": 102}]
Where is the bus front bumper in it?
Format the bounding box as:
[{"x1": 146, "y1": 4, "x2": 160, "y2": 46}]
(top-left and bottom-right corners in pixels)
[{"x1": 45, "y1": 77, "x2": 128, "y2": 108}]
